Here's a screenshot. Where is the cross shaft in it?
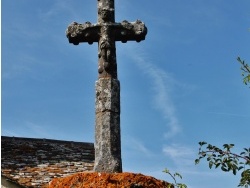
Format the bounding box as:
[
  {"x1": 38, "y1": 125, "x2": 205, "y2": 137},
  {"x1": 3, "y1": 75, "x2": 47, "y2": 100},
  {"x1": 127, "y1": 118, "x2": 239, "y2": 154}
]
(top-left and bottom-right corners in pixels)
[{"x1": 66, "y1": 0, "x2": 147, "y2": 173}]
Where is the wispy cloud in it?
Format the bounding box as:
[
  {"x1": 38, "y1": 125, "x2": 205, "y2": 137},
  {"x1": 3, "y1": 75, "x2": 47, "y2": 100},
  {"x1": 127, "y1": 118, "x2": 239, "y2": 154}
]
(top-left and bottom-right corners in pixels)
[
  {"x1": 1, "y1": 121, "x2": 52, "y2": 139},
  {"x1": 2, "y1": 54, "x2": 39, "y2": 80},
  {"x1": 126, "y1": 47, "x2": 181, "y2": 139},
  {"x1": 163, "y1": 143, "x2": 196, "y2": 167},
  {"x1": 133, "y1": 140, "x2": 152, "y2": 157},
  {"x1": 38, "y1": 0, "x2": 77, "y2": 22},
  {"x1": 208, "y1": 112, "x2": 250, "y2": 118},
  {"x1": 38, "y1": 0, "x2": 96, "y2": 23},
  {"x1": 25, "y1": 121, "x2": 52, "y2": 138},
  {"x1": 123, "y1": 135, "x2": 153, "y2": 157},
  {"x1": 162, "y1": 143, "x2": 241, "y2": 188},
  {"x1": 1, "y1": 129, "x2": 21, "y2": 137}
]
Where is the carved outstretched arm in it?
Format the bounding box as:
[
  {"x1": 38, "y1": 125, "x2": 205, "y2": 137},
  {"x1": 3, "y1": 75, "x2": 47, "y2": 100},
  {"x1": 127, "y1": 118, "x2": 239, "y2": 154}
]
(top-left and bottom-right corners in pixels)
[
  {"x1": 66, "y1": 20, "x2": 147, "y2": 45},
  {"x1": 66, "y1": 22, "x2": 100, "y2": 45},
  {"x1": 115, "y1": 20, "x2": 147, "y2": 43}
]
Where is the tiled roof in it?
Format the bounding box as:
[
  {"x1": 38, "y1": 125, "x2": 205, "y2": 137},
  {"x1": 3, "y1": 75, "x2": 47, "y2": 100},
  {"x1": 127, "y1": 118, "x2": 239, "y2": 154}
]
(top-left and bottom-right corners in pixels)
[{"x1": 1, "y1": 136, "x2": 95, "y2": 188}]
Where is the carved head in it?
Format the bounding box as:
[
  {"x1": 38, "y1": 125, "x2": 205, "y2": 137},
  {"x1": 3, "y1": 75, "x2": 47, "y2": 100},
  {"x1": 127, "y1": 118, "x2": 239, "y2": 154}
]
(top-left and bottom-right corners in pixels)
[
  {"x1": 98, "y1": 8, "x2": 114, "y2": 22},
  {"x1": 134, "y1": 20, "x2": 147, "y2": 35}
]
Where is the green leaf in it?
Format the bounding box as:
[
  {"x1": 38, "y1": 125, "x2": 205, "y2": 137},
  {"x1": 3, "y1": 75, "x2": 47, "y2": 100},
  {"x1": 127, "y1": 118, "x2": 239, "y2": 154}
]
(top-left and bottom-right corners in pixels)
[
  {"x1": 201, "y1": 152, "x2": 206, "y2": 157},
  {"x1": 240, "y1": 152, "x2": 246, "y2": 155},
  {"x1": 209, "y1": 161, "x2": 213, "y2": 169},
  {"x1": 215, "y1": 158, "x2": 221, "y2": 163},
  {"x1": 223, "y1": 144, "x2": 229, "y2": 149},
  {"x1": 244, "y1": 148, "x2": 250, "y2": 152},
  {"x1": 238, "y1": 166, "x2": 244, "y2": 171},
  {"x1": 163, "y1": 168, "x2": 170, "y2": 174},
  {"x1": 221, "y1": 166, "x2": 228, "y2": 172},
  {"x1": 233, "y1": 168, "x2": 237, "y2": 175},
  {"x1": 207, "y1": 144, "x2": 213, "y2": 150},
  {"x1": 199, "y1": 141, "x2": 207, "y2": 146},
  {"x1": 215, "y1": 163, "x2": 221, "y2": 168},
  {"x1": 177, "y1": 183, "x2": 188, "y2": 188},
  {"x1": 167, "y1": 184, "x2": 173, "y2": 188},
  {"x1": 174, "y1": 172, "x2": 183, "y2": 179}
]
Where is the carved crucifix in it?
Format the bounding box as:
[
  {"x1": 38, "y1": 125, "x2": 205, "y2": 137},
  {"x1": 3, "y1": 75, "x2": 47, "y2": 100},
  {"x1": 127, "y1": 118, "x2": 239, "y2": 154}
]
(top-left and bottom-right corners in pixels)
[{"x1": 66, "y1": 0, "x2": 147, "y2": 173}]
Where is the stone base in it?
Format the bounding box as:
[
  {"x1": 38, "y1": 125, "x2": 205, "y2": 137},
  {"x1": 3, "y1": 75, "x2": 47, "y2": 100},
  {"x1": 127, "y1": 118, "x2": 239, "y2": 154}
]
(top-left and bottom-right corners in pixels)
[
  {"x1": 94, "y1": 78, "x2": 122, "y2": 173},
  {"x1": 48, "y1": 172, "x2": 173, "y2": 188}
]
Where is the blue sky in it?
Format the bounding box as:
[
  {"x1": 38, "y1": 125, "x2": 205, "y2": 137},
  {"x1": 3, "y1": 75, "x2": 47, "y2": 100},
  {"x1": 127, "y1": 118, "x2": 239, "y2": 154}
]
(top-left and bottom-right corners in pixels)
[{"x1": 1, "y1": 0, "x2": 250, "y2": 187}]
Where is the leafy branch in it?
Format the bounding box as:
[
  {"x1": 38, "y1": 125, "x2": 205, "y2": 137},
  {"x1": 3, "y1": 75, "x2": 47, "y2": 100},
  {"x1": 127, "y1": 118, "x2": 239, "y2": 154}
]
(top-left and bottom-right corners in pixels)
[
  {"x1": 237, "y1": 57, "x2": 250, "y2": 85},
  {"x1": 195, "y1": 142, "x2": 250, "y2": 187},
  {"x1": 163, "y1": 168, "x2": 187, "y2": 188}
]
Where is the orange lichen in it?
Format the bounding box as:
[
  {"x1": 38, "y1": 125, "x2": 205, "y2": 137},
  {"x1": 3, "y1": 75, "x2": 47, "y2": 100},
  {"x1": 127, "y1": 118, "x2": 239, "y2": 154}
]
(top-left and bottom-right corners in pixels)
[{"x1": 48, "y1": 172, "x2": 172, "y2": 188}]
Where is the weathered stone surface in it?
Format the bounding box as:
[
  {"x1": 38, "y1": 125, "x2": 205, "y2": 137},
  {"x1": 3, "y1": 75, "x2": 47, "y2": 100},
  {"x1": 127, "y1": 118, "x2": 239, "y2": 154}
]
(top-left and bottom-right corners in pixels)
[
  {"x1": 95, "y1": 78, "x2": 120, "y2": 113},
  {"x1": 66, "y1": 0, "x2": 147, "y2": 173},
  {"x1": 65, "y1": 0, "x2": 147, "y2": 79},
  {"x1": 94, "y1": 78, "x2": 122, "y2": 172},
  {"x1": 66, "y1": 20, "x2": 147, "y2": 45}
]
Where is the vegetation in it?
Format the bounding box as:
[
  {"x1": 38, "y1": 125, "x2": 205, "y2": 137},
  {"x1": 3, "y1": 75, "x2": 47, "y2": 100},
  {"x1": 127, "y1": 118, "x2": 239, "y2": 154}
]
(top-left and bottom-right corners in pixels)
[
  {"x1": 195, "y1": 142, "x2": 250, "y2": 187},
  {"x1": 164, "y1": 57, "x2": 250, "y2": 188},
  {"x1": 193, "y1": 58, "x2": 250, "y2": 187},
  {"x1": 237, "y1": 57, "x2": 250, "y2": 85},
  {"x1": 163, "y1": 168, "x2": 187, "y2": 188}
]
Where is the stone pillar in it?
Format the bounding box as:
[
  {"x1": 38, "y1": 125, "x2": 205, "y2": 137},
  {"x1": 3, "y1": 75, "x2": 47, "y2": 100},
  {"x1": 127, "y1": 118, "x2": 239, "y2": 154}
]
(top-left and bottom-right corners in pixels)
[
  {"x1": 94, "y1": 77, "x2": 122, "y2": 172},
  {"x1": 66, "y1": 0, "x2": 147, "y2": 174}
]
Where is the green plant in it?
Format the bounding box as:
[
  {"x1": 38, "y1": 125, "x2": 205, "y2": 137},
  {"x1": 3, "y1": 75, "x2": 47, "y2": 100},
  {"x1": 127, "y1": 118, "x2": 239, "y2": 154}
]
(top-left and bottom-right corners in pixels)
[
  {"x1": 195, "y1": 142, "x2": 250, "y2": 187},
  {"x1": 237, "y1": 57, "x2": 250, "y2": 85},
  {"x1": 163, "y1": 168, "x2": 187, "y2": 188}
]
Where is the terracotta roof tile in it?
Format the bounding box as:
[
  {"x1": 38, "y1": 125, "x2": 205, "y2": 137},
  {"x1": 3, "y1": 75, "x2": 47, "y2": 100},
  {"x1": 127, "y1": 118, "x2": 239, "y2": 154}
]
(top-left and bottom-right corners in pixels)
[{"x1": 1, "y1": 136, "x2": 94, "y2": 188}]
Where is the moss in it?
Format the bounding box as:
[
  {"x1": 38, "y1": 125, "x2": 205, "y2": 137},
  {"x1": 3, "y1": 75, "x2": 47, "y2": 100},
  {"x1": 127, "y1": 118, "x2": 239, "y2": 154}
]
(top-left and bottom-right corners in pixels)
[{"x1": 48, "y1": 172, "x2": 171, "y2": 188}]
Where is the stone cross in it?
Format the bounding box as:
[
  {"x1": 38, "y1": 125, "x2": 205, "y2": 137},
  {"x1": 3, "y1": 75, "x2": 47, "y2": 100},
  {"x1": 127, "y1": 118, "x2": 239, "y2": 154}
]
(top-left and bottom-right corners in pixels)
[{"x1": 66, "y1": 0, "x2": 147, "y2": 173}]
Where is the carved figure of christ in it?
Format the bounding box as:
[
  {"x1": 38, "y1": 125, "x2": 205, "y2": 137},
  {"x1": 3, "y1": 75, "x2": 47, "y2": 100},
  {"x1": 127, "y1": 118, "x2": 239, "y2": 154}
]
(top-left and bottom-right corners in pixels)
[{"x1": 66, "y1": 0, "x2": 147, "y2": 172}]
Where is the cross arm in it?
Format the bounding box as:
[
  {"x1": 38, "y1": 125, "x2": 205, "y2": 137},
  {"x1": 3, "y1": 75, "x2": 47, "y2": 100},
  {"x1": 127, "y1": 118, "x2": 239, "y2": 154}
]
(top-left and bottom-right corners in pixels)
[
  {"x1": 114, "y1": 20, "x2": 147, "y2": 43},
  {"x1": 66, "y1": 20, "x2": 147, "y2": 45},
  {"x1": 66, "y1": 22, "x2": 100, "y2": 45}
]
